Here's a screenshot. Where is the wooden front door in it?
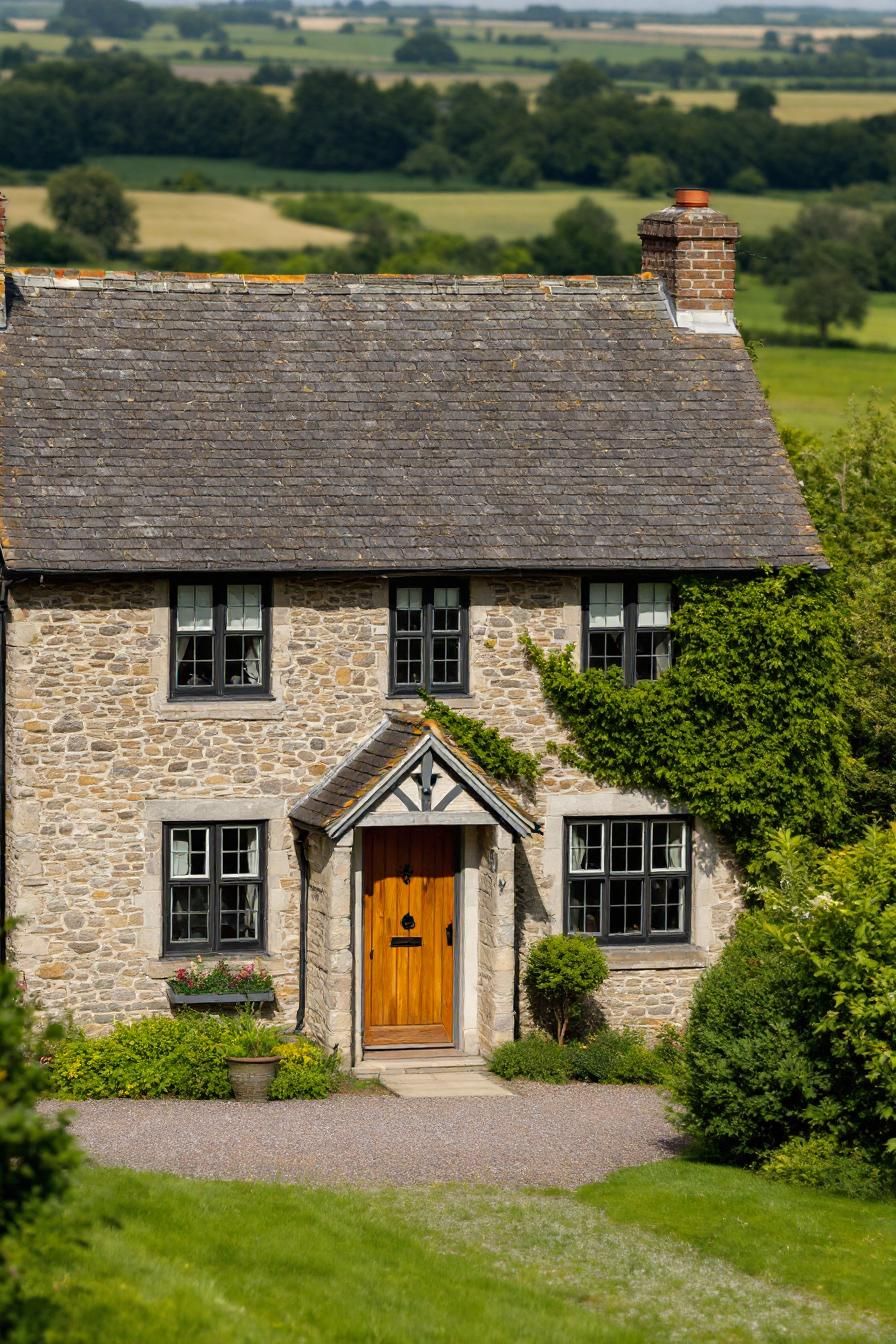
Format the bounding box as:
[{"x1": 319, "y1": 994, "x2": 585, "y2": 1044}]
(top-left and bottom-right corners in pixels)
[{"x1": 363, "y1": 827, "x2": 456, "y2": 1047}]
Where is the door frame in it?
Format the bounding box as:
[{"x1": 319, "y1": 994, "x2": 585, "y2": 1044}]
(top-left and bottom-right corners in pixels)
[{"x1": 360, "y1": 825, "x2": 461, "y2": 1052}]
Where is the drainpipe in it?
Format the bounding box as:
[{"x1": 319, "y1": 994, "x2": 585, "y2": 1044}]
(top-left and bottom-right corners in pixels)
[
  {"x1": 294, "y1": 830, "x2": 309, "y2": 1034},
  {"x1": 0, "y1": 572, "x2": 9, "y2": 964}
]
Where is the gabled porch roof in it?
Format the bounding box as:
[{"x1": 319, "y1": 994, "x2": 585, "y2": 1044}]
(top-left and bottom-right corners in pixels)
[{"x1": 289, "y1": 711, "x2": 537, "y2": 841}]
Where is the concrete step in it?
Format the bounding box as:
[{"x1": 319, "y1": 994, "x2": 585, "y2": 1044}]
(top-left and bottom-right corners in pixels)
[{"x1": 354, "y1": 1054, "x2": 490, "y2": 1080}]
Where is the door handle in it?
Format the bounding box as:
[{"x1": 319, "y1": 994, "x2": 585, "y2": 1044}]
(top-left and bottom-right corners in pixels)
[{"x1": 446, "y1": 922, "x2": 453, "y2": 947}]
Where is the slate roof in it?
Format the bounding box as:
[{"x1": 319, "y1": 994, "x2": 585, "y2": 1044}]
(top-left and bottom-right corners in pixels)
[
  {"x1": 0, "y1": 269, "x2": 824, "y2": 574},
  {"x1": 289, "y1": 710, "x2": 537, "y2": 838}
]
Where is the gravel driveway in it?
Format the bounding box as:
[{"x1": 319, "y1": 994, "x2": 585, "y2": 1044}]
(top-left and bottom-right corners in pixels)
[{"x1": 43, "y1": 1083, "x2": 681, "y2": 1187}]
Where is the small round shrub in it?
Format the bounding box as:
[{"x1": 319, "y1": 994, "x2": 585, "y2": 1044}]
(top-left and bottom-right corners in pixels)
[
  {"x1": 269, "y1": 1039, "x2": 340, "y2": 1100},
  {"x1": 761, "y1": 1135, "x2": 895, "y2": 1201},
  {"x1": 570, "y1": 1027, "x2": 662, "y2": 1084},
  {"x1": 523, "y1": 935, "x2": 608, "y2": 1044},
  {"x1": 489, "y1": 1033, "x2": 573, "y2": 1083}
]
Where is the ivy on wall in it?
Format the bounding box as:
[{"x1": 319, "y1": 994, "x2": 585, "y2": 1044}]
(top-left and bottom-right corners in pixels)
[
  {"x1": 417, "y1": 689, "x2": 542, "y2": 792},
  {"x1": 521, "y1": 567, "x2": 850, "y2": 876}
]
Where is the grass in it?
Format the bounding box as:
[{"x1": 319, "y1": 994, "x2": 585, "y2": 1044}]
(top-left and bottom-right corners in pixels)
[
  {"x1": 754, "y1": 345, "x2": 896, "y2": 437},
  {"x1": 581, "y1": 1160, "x2": 896, "y2": 1319},
  {"x1": 12, "y1": 1161, "x2": 896, "y2": 1343},
  {"x1": 88, "y1": 155, "x2": 485, "y2": 194},
  {"x1": 658, "y1": 89, "x2": 896, "y2": 123},
  {"x1": 2, "y1": 185, "x2": 351, "y2": 252},
  {"x1": 737, "y1": 273, "x2": 896, "y2": 348}
]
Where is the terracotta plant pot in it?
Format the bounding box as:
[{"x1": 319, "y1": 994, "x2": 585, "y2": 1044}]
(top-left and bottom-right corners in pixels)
[{"x1": 226, "y1": 1055, "x2": 280, "y2": 1102}]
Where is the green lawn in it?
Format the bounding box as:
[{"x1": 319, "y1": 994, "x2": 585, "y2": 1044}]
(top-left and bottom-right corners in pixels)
[
  {"x1": 737, "y1": 273, "x2": 896, "y2": 348},
  {"x1": 755, "y1": 346, "x2": 896, "y2": 437},
  {"x1": 12, "y1": 1161, "x2": 896, "y2": 1343}
]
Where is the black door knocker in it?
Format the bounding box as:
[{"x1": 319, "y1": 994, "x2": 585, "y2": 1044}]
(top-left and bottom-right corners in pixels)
[
  {"x1": 401, "y1": 864, "x2": 413, "y2": 885},
  {"x1": 401, "y1": 912, "x2": 416, "y2": 931}
]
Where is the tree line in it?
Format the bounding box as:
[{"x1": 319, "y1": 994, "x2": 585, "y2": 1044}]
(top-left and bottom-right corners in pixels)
[{"x1": 3, "y1": 53, "x2": 896, "y2": 191}]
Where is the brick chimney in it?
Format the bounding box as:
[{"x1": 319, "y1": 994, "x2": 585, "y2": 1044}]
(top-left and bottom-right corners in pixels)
[{"x1": 638, "y1": 187, "x2": 739, "y2": 334}]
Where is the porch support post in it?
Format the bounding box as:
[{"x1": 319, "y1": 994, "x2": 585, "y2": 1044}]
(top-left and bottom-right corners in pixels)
[{"x1": 477, "y1": 825, "x2": 516, "y2": 1055}]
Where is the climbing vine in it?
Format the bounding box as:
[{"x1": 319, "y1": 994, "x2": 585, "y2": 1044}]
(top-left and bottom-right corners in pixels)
[
  {"x1": 522, "y1": 567, "x2": 850, "y2": 876},
  {"x1": 417, "y1": 689, "x2": 542, "y2": 792}
]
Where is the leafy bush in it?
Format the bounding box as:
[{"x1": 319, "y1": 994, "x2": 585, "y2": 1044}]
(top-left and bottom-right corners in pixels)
[
  {"x1": 52, "y1": 1013, "x2": 244, "y2": 1099},
  {"x1": 523, "y1": 934, "x2": 608, "y2": 1044},
  {"x1": 1, "y1": 957, "x2": 80, "y2": 1340},
  {"x1": 225, "y1": 1008, "x2": 283, "y2": 1059},
  {"x1": 269, "y1": 1039, "x2": 340, "y2": 1100},
  {"x1": 489, "y1": 1034, "x2": 573, "y2": 1083},
  {"x1": 761, "y1": 1135, "x2": 894, "y2": 1201},
  {"x1": 570, "y1": 1027, "x2": 662, "y2": 1084},
  {"x1": 673, "y1": 913, "x2": 825, "y2": 1164}
]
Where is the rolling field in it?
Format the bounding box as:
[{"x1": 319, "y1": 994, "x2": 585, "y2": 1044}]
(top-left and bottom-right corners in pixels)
[
  {"x1": 753, "y1": 346, "x2": 896, "y2": 437},
  {"x1": 737, "y1": 274, "x2": 896, "y2": 348},
  {"x1": 658, "y1": 88, "x2": 896, "y2": 123},
  {"x1": 2, "y1": 185, "x2": 351, "y2": 251}
]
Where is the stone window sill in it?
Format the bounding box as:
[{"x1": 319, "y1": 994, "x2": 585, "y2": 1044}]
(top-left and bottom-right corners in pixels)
[
  {"x1": 604, "y1": 944, "x2": 709, "y2": 972},
  {"x1": 386, "y1": 693, "x2": 478, "y2": 711},
  {"x1": 156, "y1": 698, "x2": 284, "y2": 722},
  {"x1": 145, "y1": 955, "x2": 290, "y2": 979}
]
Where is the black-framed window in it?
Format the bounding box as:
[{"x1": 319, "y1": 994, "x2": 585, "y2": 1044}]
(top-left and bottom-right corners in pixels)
[
  {"x1": 389, "y1": 580, "x2": 468, "y2": 695},
  {"x1": 565, "y1": 816, "x2": 690, "y2": 944},
  {"x1": 163, "y1": 821, "x2": 267, "y2": 955},
  {"x1": 583, "y1": 578, "x2": 673, "y2": 684},
  {"x1": 170, "y1": 579, "x2": 271, "y2": 698}
]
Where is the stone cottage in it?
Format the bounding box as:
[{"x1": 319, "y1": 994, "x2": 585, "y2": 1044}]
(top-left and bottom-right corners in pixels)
[{"x1": 0, "y1": 188, "x2": 823, "y2": 1066}]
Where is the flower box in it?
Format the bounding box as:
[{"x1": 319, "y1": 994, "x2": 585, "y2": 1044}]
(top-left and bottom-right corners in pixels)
[{"x1": 165, "y1": 984, "x2": 276, "y2": 1007}]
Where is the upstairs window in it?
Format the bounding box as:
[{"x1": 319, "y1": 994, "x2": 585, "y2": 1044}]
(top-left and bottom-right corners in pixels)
[
  {"x1": 566, "y1": 817, "x2": 690, "y2": 944},
  {"x1": 584, "y1": 578, "x2": 673, "y2": 684},
  {"x1": 390, "y1": 580, "x2": 468, "y2": 695},
  {"x1": 163, "y1": 821, "x2": 266, "y2": 956},
  {"x1": 171, "y1": 580, "x2": 270, "y2": 698}
]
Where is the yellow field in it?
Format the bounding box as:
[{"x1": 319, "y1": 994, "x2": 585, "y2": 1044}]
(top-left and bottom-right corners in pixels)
[
  {"x1": 3, "y1": 186, "x2": 351, "y2": 252},
  {"x1": 659, "y1": 88, "x2": 896, "y2": 123}
]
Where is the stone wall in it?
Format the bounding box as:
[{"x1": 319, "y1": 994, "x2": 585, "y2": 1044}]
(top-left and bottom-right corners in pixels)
[
  {"x1": 476, "y1": 826, "x2": 516, "y2": 1054},
  {"x1": 6, "y1": 571, "x2": 741, "y2": 1036}
]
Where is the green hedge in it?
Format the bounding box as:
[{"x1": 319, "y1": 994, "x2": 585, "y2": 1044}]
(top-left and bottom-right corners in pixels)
[
  {"x1": 489, "y1": 1027, "x2": 676, "y2": 1085},
  {"x1": 50, "y1": 1013, "x2": 337, "y2": 1101}
]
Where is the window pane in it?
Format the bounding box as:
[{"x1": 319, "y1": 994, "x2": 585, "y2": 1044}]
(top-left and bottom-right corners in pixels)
[
  {"x1": 609, "y1": 878, "x2": 643, "y2": 935},
  {"x1": 394, "y1": 636, "x2": 423, "y2": 686},
  {"x1": 221, "y1": 826, "x2": 260, "y2": 878},
  {"x1": 396, "y1": 587, "x2": 423, "y2": 616},
  {"x1": 635, "y1": 630, "x2": 672, "y2": 683},
  {"x1": 637, "y1": 582, "x2": 672, "y2": 629},
  {"x1": 176, "y1": 584, "x2": 213, "y2": 632},
  {"x1": 433, "y1": 587, "x2": 461, "y2": 630},
  {"x1": 588, "y1": 630, "x2": 624, "y2": 671},
  {"x1": 650, "y1": 877, "x2": 685, "y2": 933},
  {"x1": 431, "y1": 635, "x2": 460, "y2": 687},
  {"x1": 226, "y1": 583, "x2": 263, "y2": 633},
  {"x1": 652, "y1": 821, "x2": 686, "y2": 872},
  {"x1": 219, "y1": 884, "x2": 260, "y2": 942},
  {"x1": 170, "y1": 827, "x2": 209, "y2": 878},
  {"x1": 611, "y1": 821, "x2": 644, "y2": 873},
  {"x1": 569, "y1": 822, "x2": 603, "y2": 873},
  {"x1": 175, "y1": 634, "x2": 214, "y2": 687},
  {"x1": 588, "y1": 582, "x2": 624, "y2": 630},
  {"x1": 170, "y1": 884, "x2": 209, "y2": 943},
  {"x1": 568, "y1": 877, "x2": 602, "y2": 935},
  {"x1": 225, "y1": 634, "x2": 263, "y2": 687}
]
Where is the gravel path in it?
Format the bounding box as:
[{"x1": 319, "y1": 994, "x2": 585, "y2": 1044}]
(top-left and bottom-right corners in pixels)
[{"x1": 43, "y1": 1083, "x2": 681, "y2": 1187}]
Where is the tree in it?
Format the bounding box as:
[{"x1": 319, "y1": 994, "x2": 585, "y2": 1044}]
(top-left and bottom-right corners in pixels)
[
  {"x1": 736, "y1": 83, "x2": 777, "y2": 114},
  {"x1": 617, "y1": 152, "x2": 675, "y2": 198},
  {"x1": 47, "y1": 165, "x2": 138, "y2": 256},
  {"x1": 399, "y1": 140, "x2": 464, "y2": 184},
  {"x1": 48, "y1": 0, "x2": 151, "y2": 39},
  {"x1": 0, "y1": 954, "x2": 79, "y2": 1337},
  {"x1": 394, "y1": 30, "x2": 459, "y2": 65},
  {"x1": 727, "y1": 165, "x2": 766, "y2": 194},
  {"x1": 782, "y1": 256, "x2": 869, "y2": 343},
  {"x1": 250, "y1": 58, "x2": 294, "y2": 86},
  {"x1": 531, "y1": 198, "x2": 630, "y2": 276},
  {"x1": 523, "y1": 934, "x2": 608, "y2": 1044}
]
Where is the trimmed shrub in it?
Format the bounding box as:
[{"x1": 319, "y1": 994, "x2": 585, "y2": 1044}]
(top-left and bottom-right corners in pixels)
[
  {"x1": 50, "y1": 1013, "x2": 239, "y2": 1099},
  {"x1": 489, "y1": 1034, "x2": 573, "y2": 1083},
  {"x1": 761, "y1": 1135, "x2": 895, "y2": 1201},
  {"x1": 269, "y1": 1039, "x2": 340, "y2": 1100},
  {"x1": 523, "y1": 935, "x2": 608, "y2": 1044},
  {"x1": 673, "y1": 913, "x2": 827, "y2": 1164},
  {"x1": 570, "y1": 1027, "x2": 662, "y2": 1084}
]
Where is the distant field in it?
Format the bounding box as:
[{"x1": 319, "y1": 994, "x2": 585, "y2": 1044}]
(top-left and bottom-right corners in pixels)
[
  {"x1": 737, "y1": 274, "x2": 896, "y2": 348},
  {"x1": 366, "y1": 189, "x2": 802, "y2": 242},
  {"x1": 659, "y1": 88, "x2": 896, "y2": 123},
  {"x1": 755, "y1": 345, "x2": 896, "y2": 436},
  {"x1": 3, "y1": 185, "x2": 351, "y2": 251}
]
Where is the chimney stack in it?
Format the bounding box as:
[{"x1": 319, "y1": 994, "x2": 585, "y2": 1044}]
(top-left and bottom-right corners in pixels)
[{"x1": 638, "y1": 187, "x2": 739, "y2": 334}]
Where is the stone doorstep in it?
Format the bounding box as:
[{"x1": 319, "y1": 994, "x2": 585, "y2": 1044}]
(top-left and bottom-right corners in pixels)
[
  {"x1": 353, "y1": 1053, "x2": 489, "y2": 1080},
  {"x1": 378, "y1": 1072, "x2": 513, "y2": 1100}
]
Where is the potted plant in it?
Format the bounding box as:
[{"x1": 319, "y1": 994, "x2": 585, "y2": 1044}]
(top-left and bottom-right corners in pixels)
[{"x1": 225, "y1": 1009, "x2": 283, "y2": 1102}]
